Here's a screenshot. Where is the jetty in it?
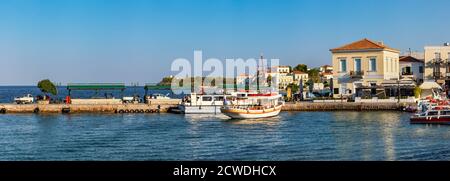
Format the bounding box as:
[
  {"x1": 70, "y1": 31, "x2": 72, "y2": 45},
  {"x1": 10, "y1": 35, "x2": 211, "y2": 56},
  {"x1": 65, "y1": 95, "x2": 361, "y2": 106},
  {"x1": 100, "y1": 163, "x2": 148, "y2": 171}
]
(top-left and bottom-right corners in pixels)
[
  {"x1": 0, "y1": 101, "x2": 416, "y2": 114},
  {"x1": 0, "y1": 102, "x2": 178, "y2": 114}
]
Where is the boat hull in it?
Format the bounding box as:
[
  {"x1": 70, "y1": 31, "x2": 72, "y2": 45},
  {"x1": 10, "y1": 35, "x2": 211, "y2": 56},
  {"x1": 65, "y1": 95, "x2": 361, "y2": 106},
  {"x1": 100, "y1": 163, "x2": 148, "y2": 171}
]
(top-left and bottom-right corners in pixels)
[
  {"x1": 179, "y1": 105, "x2": 222, "y2": 114},
  {"x1": 410, "y1": 116, "x2": 450, "y2": 124},
  {"x1": 220, "y1": 105, "x2": 282, "y2": 119}
]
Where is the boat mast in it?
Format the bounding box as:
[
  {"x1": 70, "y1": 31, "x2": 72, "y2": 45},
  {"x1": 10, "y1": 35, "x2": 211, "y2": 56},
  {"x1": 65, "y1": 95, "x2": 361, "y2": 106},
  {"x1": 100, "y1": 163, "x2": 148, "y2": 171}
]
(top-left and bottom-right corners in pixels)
[{"x1": 257, "y1": 53, "x2": 263, "y2": 94}]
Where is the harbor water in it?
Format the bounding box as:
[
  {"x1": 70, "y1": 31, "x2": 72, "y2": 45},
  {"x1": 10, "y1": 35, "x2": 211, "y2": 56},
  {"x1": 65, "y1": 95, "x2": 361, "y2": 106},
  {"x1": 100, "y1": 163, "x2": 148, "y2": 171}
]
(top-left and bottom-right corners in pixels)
[
  {"x1": 1, "y1": 86, "x2": 449, "y2": 160},
  {"x1": 1, "y1": 111, "x2": 450, "y2": 160}
]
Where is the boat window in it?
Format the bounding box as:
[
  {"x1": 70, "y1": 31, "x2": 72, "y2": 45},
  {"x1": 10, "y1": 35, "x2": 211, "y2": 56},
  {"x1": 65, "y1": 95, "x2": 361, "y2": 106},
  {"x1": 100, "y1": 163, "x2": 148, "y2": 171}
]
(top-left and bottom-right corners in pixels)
[
  {"x1": 441, "y1": 111, "x2": 450, "y2": 115},
  {"x1": 202, "y1": 96, "x2": 212, "y2": 101},
  {"x1": 215, "y1": 96, "x2": 224, "y2": 101}
]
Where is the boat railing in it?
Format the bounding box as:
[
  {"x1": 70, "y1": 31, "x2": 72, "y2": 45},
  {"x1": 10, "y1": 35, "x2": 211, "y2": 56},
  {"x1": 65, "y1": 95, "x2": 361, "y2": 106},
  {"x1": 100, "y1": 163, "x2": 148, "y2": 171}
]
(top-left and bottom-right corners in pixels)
[{"x1": 225, "y1": 104, "x2": 277, "y2": 110}]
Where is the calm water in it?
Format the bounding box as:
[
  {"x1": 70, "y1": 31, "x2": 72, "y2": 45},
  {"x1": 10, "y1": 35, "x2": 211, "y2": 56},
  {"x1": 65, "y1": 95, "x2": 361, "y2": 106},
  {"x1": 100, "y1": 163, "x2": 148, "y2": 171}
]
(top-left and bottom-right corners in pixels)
[{"x1": 1, "y1": 111, "x2": 450, "y2": 160}]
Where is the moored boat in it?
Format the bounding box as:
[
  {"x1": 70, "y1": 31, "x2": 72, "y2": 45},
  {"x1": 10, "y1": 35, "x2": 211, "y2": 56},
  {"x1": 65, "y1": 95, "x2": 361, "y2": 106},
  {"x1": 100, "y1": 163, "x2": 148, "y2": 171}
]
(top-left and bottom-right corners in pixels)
[
  {"x1": 220, "y1": 92, "x2": 284, "y2": 119},
  {"x1": 178, "y1": 93, "x2": 228, "y2": 114},
  {"x1": 410, "y1": 108, "x2": 450, "y2": 124}
]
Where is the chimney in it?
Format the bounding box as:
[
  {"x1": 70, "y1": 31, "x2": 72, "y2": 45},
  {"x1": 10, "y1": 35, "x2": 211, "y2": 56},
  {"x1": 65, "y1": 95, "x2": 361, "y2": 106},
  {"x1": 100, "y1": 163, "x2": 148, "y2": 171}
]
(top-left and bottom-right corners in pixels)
[{"x1": 378, "y1": 41, "x2": 384, "y2": 45}]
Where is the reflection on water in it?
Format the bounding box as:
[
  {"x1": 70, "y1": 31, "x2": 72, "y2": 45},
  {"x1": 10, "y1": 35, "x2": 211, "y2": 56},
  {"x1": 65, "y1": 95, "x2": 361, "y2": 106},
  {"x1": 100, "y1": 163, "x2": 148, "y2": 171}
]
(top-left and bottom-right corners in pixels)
[
  {"x1": 184, "y1": 114, "x2": 230, "y2": 121},
  {"x1": 1, "y1": 111, "x2": 450, "y2": 160},
  {"x1": 224, "y1": 116, "x2": 281, "y2": 126}
]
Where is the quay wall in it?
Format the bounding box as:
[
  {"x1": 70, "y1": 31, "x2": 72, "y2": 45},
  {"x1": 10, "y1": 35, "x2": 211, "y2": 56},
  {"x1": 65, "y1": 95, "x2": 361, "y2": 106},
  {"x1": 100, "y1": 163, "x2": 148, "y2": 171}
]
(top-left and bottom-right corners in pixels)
[
  {"x1": 1, "y1": 102, "x2": 416, "y2": 114},
  {"x1": 0, "y1": 103, "x2": 176, "y2": 114},
  {"x1": 282, "y1": 102, "x2": 416, "y2": 111}
]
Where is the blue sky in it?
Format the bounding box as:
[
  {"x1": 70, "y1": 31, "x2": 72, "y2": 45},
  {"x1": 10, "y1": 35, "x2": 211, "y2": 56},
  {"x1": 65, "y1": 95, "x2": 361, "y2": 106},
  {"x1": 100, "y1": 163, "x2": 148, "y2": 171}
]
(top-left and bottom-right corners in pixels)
[{"x1": 1, "y1": 0, "x2": 450, "y2": 85}]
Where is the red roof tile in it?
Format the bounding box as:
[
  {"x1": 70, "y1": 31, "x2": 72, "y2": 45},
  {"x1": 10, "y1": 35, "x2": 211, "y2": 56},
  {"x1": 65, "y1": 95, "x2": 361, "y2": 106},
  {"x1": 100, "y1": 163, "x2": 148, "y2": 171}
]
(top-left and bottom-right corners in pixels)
[
  {"x1": 399, "y1": 56, "x2": 424, "y2": 63},
  {"x1": 292, "y1": 70, "x2": 307, "y2": 74},
  {"x1": 330, "y1": 38, "x2": 399, "y2": 53}
]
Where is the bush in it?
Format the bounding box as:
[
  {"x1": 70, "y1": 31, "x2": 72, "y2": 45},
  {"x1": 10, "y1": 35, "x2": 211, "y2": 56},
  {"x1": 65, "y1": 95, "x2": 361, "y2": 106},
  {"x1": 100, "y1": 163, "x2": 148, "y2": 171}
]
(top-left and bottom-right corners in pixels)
[{"x1": 414, "y1": 87, "x2": 421, "y2": 98}]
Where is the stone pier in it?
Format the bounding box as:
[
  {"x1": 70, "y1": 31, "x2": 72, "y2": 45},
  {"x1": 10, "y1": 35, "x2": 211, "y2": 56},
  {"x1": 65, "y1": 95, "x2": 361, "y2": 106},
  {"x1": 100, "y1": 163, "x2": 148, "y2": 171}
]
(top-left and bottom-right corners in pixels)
[{"x1": 0, "y1": 103, "x2": 177, "y2": 114}]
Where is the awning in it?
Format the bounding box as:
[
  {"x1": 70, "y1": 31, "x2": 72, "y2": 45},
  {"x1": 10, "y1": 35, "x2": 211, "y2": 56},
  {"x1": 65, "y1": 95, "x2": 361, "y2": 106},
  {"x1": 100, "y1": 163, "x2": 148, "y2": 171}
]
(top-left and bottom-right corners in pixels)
[{"x1": 419, "y1": 81, "x2": 442, "y2": 90}]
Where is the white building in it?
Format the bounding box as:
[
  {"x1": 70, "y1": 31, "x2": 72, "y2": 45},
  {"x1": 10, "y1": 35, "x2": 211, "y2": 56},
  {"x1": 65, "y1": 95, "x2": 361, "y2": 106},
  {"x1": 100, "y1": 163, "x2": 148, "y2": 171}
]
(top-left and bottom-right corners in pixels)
[{"x1": 399, "y1": 56, "x2": 424, "y2": 84}]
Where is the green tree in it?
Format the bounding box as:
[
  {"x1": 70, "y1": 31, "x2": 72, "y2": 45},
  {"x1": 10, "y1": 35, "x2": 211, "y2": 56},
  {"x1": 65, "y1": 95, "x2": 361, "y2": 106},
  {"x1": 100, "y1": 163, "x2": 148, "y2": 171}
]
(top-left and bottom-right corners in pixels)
[
  {"x1": 287, "y1": 83, "x2": 299, "y2": 94},
  {"x1": 157, "y1": 76, "x2": 174, "y2": 86},
  {"x1": 267, "y1": 74, "x2": 272, "y2": 87},
  {"x1": 307, "y1": 68, "x2": 321, "y2": 83},
  {"x1": 414, "y1": 86, "x2": 422, "y2": 98},
  {"x1": 37, "y1": 79, "x2": 57, "y2": 96},
  {"x1": 323, "y1": 81, "x2": 330, "y2": 88},
  {"x1": 293, "y1": 64, "x2": 308, "y2": 72}
]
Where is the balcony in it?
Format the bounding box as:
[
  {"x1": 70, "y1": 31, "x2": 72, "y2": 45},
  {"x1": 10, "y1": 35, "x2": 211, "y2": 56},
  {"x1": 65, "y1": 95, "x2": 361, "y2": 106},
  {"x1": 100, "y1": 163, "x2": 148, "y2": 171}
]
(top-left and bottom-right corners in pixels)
[
  {"x1": 432, "y1": 58, "x2": 444, "y2": 64},
  {"x1": 401, "y1": 72, "x2": 413, "y2": 76},
  {"x1": 349, "y1": 70, "x2": 364, "y2": 78},
  {"x1": 401, "y1": 72, "x2": 414, "y2": 79},
  {"x1": 433, "y1": 72, "x2": 443, "y2": 79}
]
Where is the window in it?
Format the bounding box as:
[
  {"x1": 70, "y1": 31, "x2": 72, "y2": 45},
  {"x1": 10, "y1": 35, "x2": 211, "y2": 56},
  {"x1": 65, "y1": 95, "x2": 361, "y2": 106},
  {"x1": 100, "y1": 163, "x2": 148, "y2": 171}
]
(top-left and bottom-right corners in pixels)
[
  {"x1": 334, "y1": 88, "x2": 339, "y2": 94},
  {"x1": 402, "y1": 67, "x2": 412, "y2": 75},
  {"x1": 435, "y1": 52, "x2": 441, "y2": 60},
  {"x1": 428, "y1": 111, "x2": 438, "y2": 116},
  {"x1": 369, "y1": 58, "x2": 377, "y2": 71},
  {"x1": 419, "y1": 66, "x2": 424, "y2": 73},
  {"x1": 215, "y1": 96, "x2": 224, "y2": 101},
  {"x1": 340, "y1": 59, "x2": 347, "y2": 72},
  {"x1": 354, "y1": 58, "x2": 361, "y2": 72},
  {"x1": 385, "y1": 58, "x2": 391, "y2": 72},
  {"x1": 202, "y1": 96, "x2": 212, "y2": 101}
]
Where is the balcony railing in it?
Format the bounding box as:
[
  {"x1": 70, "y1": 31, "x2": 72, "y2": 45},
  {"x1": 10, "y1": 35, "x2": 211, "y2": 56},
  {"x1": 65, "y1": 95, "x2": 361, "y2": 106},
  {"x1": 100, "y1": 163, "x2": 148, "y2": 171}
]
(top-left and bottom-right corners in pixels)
[
  {"x1": 433, "y1": 58, "x2": 444, "y2": 64},
  {"x1": 401, "y1": 72, "x2": 413, "y2": 76},
  {"x1": 349, "y1": 70, "x2": 364, "y2": 78},
  {"x1": 433, "y1": 72, "x2": 443, "y2": 78}
]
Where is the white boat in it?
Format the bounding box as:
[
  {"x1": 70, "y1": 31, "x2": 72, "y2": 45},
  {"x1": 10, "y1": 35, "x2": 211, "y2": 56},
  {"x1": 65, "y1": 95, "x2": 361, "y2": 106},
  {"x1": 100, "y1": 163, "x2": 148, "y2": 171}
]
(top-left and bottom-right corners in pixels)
[
  {"x1": 220, "y1": 92, "x2": 284, "y2": 119},
  {"x1": 178, "y1": 93, "x2": 228, "y2": 114}
]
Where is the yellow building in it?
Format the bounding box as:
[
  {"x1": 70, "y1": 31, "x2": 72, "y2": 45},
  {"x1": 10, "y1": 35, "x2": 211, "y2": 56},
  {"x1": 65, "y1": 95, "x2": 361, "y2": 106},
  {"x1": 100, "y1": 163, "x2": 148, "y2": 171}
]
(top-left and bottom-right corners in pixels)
[
  {"x1": 292, "y1": 70, "x2": 308, "y2": 85},
  {"x1": 330, "y1": 38, "x2": 400, "y2": 98},
  {"x1": 279, "y1": 74, "x2": 293, "y2": 89}
]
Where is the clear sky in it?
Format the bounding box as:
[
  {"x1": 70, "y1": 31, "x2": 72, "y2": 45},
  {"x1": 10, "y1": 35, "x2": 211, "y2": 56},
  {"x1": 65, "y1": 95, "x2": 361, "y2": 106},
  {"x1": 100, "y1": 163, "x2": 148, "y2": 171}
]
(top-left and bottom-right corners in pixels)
[{"x1": 1, "y1": 0, "x2": 450, "y2": 85}]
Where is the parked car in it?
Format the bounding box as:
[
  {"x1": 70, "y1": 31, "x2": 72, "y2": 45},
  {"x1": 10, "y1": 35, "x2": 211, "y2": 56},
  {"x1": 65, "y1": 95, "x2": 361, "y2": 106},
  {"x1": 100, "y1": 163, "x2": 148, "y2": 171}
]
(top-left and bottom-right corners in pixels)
[
  {"x1": 14, "y1": 94, "x2": 34, "y2": 104},
  {"x1": 122, "y1": 95, "x2": 141, "y2": 104}
]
